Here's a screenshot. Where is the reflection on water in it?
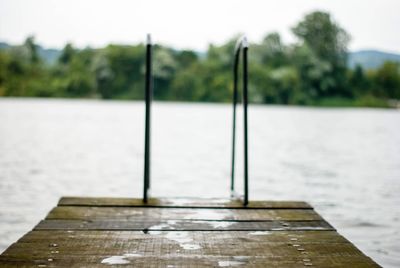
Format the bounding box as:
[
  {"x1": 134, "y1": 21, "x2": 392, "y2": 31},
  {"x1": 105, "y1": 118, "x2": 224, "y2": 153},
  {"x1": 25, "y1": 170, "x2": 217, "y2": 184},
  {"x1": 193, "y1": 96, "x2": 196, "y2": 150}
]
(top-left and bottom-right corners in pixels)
[{"x1": 0, "y1": 98, "x2": 399, "y2": 267}]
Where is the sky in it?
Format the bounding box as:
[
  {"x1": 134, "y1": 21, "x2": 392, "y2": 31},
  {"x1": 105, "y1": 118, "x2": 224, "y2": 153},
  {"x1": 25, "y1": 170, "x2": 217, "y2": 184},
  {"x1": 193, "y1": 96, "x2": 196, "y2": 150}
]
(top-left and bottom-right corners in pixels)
[{"x1": 0, "y1": 0, "x2": 399, "y2": 53}]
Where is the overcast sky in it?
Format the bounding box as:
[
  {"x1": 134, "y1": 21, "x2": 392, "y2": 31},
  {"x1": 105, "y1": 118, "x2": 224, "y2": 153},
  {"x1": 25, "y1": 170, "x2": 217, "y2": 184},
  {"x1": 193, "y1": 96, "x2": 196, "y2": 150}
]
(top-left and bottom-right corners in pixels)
[{"x1": 1, "y1": 0, "x2": 399, "y2": 53}]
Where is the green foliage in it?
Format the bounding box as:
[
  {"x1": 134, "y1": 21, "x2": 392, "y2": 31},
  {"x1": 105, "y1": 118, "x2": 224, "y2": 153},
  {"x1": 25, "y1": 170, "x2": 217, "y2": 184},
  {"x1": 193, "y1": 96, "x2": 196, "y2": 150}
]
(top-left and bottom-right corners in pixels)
[
  {"x1": 0, "y1": 11, "x2": 399, "y2": 108},
  {"x1": 373, "y1": 61, "x2": 400, "y2": 99},
  {"x1": 59, "y1": 43, "x2": 75, "y2": 65},
  {"x1": 24, "y1": 36, "x2": 40, "y2": 64},
  {"x1": 292, "y1": 12, "x2": 349, "y2": 66},
  {"x1": 292, "y1": 11, "x2": 351, "y2": 99},
  {"x1": 348, "y1": 65, "x2": 371, "y2": 98}
]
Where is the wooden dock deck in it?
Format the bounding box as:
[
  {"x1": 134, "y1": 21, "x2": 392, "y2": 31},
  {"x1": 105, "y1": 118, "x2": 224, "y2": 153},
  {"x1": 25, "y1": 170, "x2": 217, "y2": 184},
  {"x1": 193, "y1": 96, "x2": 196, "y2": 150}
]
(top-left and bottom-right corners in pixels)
[{"x1": 0, "y1": 197, "x2": 380, "y2": 267}]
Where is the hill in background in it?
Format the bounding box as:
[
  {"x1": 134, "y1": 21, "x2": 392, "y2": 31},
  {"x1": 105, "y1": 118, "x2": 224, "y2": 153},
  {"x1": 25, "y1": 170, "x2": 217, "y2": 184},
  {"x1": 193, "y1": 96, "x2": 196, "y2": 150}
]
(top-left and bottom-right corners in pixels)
[
  {"x1": 348, "y1": 50, "x2": 400, "y2": 69},
  {"x1": 0, "y1": 42, "x2": 61, "y2": 65}
]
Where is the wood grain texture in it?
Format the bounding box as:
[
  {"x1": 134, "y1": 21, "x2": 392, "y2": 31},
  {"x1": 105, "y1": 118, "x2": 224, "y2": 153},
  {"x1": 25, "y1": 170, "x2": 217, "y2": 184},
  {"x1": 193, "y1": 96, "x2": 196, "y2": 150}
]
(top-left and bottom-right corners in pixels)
[
  {"x1": 58, "y1": 197, "x2": 312, "y2": 209},
  {"x1": 46, "y1": 206, "x2": 322, "y2": 221},
  {"x1": 0, "y1": 197, "x2": 381, "y2": 267},
  {"x1": 35, "y1": 219, "x2": 334, "y2": 231}
]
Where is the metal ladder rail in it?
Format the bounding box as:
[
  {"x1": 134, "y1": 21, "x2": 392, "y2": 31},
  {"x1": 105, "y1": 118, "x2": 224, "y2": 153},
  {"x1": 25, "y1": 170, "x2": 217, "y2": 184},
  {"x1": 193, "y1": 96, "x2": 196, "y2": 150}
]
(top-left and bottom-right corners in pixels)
[
  {"x1": 143, "y1": 34, "x2": 152, "y2": 203},
  {"x1": 142, "y1": 35, "x2": 249, "y2": 205},
  {"x1": 230, "y1": 36, "x2": 249, "y2": 206}
]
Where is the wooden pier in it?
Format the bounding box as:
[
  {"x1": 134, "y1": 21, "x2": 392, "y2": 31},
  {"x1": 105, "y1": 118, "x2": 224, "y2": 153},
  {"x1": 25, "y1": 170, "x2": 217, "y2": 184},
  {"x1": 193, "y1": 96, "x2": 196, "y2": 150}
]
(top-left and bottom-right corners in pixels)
[{"x1": 0, "y1": 197, "x2": 380, "y2": 267}]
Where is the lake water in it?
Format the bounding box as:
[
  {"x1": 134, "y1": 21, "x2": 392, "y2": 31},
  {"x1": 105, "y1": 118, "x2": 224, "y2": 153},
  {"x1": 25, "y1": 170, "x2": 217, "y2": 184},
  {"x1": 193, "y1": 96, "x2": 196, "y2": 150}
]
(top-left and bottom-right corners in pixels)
[{"x1": 0, "y1": 98, "x2": 399, "y2": 267}]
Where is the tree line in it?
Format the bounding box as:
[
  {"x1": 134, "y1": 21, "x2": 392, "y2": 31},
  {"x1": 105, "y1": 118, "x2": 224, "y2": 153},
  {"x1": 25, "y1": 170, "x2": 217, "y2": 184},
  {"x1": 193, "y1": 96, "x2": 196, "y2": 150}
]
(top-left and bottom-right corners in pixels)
[{"x1": 0, "y1": 11, "x2": 399, "y2": 107}]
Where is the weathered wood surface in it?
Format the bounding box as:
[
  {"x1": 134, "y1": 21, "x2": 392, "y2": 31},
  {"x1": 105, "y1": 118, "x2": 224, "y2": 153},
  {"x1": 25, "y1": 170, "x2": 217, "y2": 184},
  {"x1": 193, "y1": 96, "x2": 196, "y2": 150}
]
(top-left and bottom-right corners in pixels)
[
  {"x1": 47, "y1": 206, "x2": 322, "y2": 221},
  {"x1": 35, "y1": 219, "x2": 333, "y2": 231},
  {"x1": 0, "y1": 197, "x2": 380, "y2": 267},
  {"x1": 58, "y1": 197, "x2": 312, "y2": 209}
]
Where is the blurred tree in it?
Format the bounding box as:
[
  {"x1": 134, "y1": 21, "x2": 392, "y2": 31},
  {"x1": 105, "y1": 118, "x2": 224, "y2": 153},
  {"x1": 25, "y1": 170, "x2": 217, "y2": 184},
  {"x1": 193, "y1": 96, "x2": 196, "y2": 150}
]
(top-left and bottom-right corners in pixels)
[
  {"x1": 153, "y1": 46, "x2": 177, "y2": 99},
  {"x1": 374, "y1": 61, "x2": 400, "y2": 99},
  {"x1": 92, "y1": 52, "x2": 114, "y2": 99},
  {"x1": 176, "y1": 50, "x2": 198, "y2": 68},
  {"x1": 349, "y1": 65, "x2": 370, "y2": 96},
  {"x1": 291, "y1": 44, "x2": 333, "y2": 103},
  {"x1": 292, "y1": 11, "x2": 349, "y2": 66},
  {"x1": 170, "y1": 63, "x2": 203, "y2": 101},
  {"x1": 260, "y1": 33, "x2": 287, "y2": 67},
  {"x1": 59, "y1": 43, "x2": 76, "y2": 65},
  {"x1": 104, "y1": 44, "x2": 145, "y2": 99},
  {"x1": 24, "y1": 36, "x2": 40, "y2": 64},
  {"x1": 0, "y1": 52, "x2": 10, "y2": 95},
  {"x1": 292, "y1": 11, "x2": 351, "y2": 98}
]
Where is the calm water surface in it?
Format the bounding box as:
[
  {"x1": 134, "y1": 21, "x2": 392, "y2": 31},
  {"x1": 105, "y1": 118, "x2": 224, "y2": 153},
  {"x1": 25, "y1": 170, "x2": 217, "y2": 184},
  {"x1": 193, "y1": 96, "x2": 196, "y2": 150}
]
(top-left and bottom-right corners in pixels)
[{"x1": 0, "y1": 98, "x2": 399, "y2": 267}]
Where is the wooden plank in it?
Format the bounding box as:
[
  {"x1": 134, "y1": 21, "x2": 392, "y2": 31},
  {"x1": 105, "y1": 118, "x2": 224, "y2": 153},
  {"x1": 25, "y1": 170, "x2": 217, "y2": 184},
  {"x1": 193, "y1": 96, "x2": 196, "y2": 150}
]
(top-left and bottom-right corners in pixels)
[
  {"x1": 34, "y1": 219, "x2": 334, "y2": 231},
  {"x1": 58, "y1": 197, "x2": 312, "y2": 209},
  {"x1": 46, "y1": 206, "x2": 322, "y2": 221},
  {"x1": 0, "y1": 256, "x2": 380, "y2": 268},
  {"x1": 1, "y1": 233, "x2": 373, "y2": 258},
  {"x1": 17, "y1": 230, "x2": 350, "y2": 244},
  {"x1": 0, "y1": 230, "x2": 379, "y2": 267},
  {"x1": 3, "y1": 241, "x2": 365, "y2": 257}
]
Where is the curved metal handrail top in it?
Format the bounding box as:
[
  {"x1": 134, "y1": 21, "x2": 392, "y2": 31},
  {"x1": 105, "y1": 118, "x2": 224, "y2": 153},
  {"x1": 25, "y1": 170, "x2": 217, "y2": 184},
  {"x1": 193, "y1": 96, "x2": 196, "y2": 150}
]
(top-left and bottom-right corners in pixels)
[
  {"x1": 234, "y1": 36, "x2": 249, "y2": 53},
  {"x1": 146, "y1": 33, "x2": 152, "y2": 46}
]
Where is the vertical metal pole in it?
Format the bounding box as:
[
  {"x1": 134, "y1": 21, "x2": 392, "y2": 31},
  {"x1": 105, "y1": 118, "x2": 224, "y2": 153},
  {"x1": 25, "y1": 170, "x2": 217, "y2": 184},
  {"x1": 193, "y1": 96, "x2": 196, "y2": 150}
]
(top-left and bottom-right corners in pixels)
[
  {"x1": 231, "y1": 52, "x2": 239, "y2": 192},
  {"x1": 143, "y1": 34, "x2": 152, "y2": 203},
  {"x1": 231, "y1": 36, "x2": 250, "y2": 206},
  {"x1": 242, "y1": 40, "x2": 249, "y2": 206}
]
